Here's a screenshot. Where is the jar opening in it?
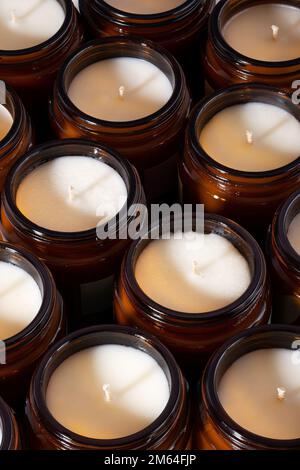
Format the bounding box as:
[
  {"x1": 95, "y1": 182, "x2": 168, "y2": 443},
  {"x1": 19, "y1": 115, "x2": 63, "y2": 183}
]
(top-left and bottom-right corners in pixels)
[{"x1": 276, "y1": 190, "x2": 300, "y2": 271}]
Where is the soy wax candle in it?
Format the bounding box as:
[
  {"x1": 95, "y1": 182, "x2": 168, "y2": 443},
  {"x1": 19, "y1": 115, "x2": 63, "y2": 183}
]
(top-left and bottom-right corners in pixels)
[
  {"x1": 204, "y1": 0, "x2": 300, "y2": 94},
  {"x1": 1, "y1": 140, "x2": 144, "y2": 329},
  {"x1": 268, "y1": 189, "x2": 300, "y2": 325},
  {"x1": 0, "y1": 85, "x2": 32, "y2": 193},
  {"x1": 114, "y1": 213, "x2": 271, "y2": 372},
  {"x1": 0, "y1": 0, "x2": 83, "y2": 113},
  {"x1": 180, "y1": 84, "x2": 300, "y2": 236},
  {"x1": 195, "y1": 326, "x2": 300, "y2": 449},
  {"x1": 26, "y1": 326, "x2": 191, "y2": 450},
  {"x1": 79, "y1": 0, "x2": 214, "y2": 100},
  {"x1": 50, "y1": 37, "x2": 190, "y2": 202},
  {"x1": 0, "y1": 397, "x2": 20, "y2": 450},
  {"x1": 0, "y1": 242, "x2": 64, "y2": 407}
]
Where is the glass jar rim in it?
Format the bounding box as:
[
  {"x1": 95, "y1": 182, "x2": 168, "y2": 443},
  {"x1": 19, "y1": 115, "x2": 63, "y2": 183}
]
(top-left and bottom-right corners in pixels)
[
  {"x1": 0, "y1": 396, "x2": 14, "y2": 450},
  {"x1": 0, "y1": 85, "x2": 25, "y2": 156},
  {"x1": 0, "y1": 242, "x2": 55, "y2": 349},
  {"x1": 202, "y1": 324, "x2": 300, "y2": 449},
  {"x1": 0, "y1": 0, "x2": 73, "y2": 58},
  {"x1": 189, "y1": 83, "x2": 300, "y2": 180},
  {"x1": 123, "y1": 213, "x2": 266, "y2": 324},
  {"x1": 88, "y1": 0, "x2": 206, "y2": 24},
  {"x1": 31, "y1": 324, "x2": 182, "y2": 449},
  {"x1": 3, "y1": 138, "x2": 140, "y2": 242},
  {"x1": 212, "y1": 0, "x2": 300, "y2": 69},
  {"x1": 56, "y1": 36, "x2": 185, "y2": 130},
  {"x1": 275, "y1": 189, "x2": 300, "y2": 273}
]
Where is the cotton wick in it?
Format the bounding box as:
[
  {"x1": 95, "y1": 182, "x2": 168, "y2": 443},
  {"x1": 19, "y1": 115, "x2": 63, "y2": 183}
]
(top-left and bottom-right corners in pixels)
[
  {"x1": 10, "y1": 10, "x2": 17, "y2": 23},
  {"x1": 246, "y1": 130, "x2": 254, "y2": 145},
  {"x1": 102, "y1": 384, "x2": 112, "y2": 403},
  {"x1": 276, "y1": 387, "x2": 286, "y2": 401},
  {"x1": 118, "y1": 85, "x2": 125, "y2": 99},
  {"x1": 271, "y1": 24, "x2": 279, "y2": 40},
  {"x1": 68, "y1": 185, "x2": 76, "y2": 201},
  {"x1": 192, "y1": 260, "x2": 201, "y2": 276}
]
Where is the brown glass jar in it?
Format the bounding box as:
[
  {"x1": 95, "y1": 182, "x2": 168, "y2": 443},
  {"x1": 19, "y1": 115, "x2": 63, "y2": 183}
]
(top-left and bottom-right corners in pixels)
[
  {"x1": 0, "y1": 1, "x2": 83, "y2": 109},
  {"x1": 0, "y1": 397, "x2": 21, "y2": 450},
  {"x1": 268, "y1": 190, "x2": 300, "y2": 325},
  {"x1": 25, "y1": 325, "x2": 191, "y2": 450},
  {"x1": 1, "y1": 140, "x2": 145, "y2": 330},
  {"x1": 50, "y1": 37, "x2": 191, "y2": 203},
  {"x1": 0, "y1": 242, "x2": 64, "y2": 408},
  {"x1": 79, "y1": 0, "x2": 214, "y2": 100},
  {"x1": 204, "y1": 0, "x2": 300, "y2": 95},
  {"x1": 0, "y1": 85, "x2": 32, "y2": 193},
  {"x1": 114, "y1": 213, "x2": 271, "y2": 374},
  {"x1": 180, "y1": 84, "x2": 300, "y2": 238},
  {"x1": 195, "y1": 325, "x2": 300, "y2": 450}
]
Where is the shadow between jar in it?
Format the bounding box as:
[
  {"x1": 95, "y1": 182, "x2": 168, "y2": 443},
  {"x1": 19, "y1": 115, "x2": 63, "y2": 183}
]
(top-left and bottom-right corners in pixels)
[
  {"x1": 275, "y1": 189, "x2": 300, "y2": 274},
  {"x1": 202, "y1": 325, "x2": 300, "y2": 450},
  {"x1": 0, "y1": 396, "x2": 14, "y2": 450},
  {"x1": 188, "y1": 83, "x2": 300, "y2": 181},
  {"x1": 86, "y1": 0, "x2": 205, "y2": 26},
  {"x1": 211, "y1": 0, "x2": 300, "y2": 71},
  {"x1": 0, "y1": 85, "x2": 26, "y2": 157},
  {"x1": 3, "y1": 139, "x2": 140, "y2": 244},
  {"x1": 30, "y1": 325, "x2": 182, "y2": 449},
  {"x1": 0, "y1": 242, "x2": 54, "y2": 351},
  {"x1": 55, "y1": 37, "x2": 185, "y2": 131},
  {"x1": 123, "y1": 213, "x2": 266, "y2": 326},
  {"x1": 0, "y1": 0, "x2": 73, "y2": 58}
]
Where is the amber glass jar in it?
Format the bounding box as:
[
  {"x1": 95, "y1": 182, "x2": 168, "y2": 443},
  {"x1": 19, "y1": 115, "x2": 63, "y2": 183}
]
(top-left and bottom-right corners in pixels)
[
  {"x1": 0, "y1": 0, "x2": 83, "y2": 111},
  {"x1": 114, "y1": 213, "x2": 271, "y2": 373},
  {"x1": 0, "y1": 85, "x2": 32, "y2": 193},
  {"x1": 195, "y1": 325, "x2": 300, "y2": 450},
  {"x1": 204, "y1": 0, "x2": 300, "y2": 95},
  {"x1": 268, "y1": 190, "x2": 300, "y2": 325},
  {"x1": 1, "y1": 140, "x2": 144, "y2": 330},
  {"x1": 79, "y1": 0, "x2": 214, "y2": 100},
  {"x1": 0, "y1": 397, "x2": 21, "y2": 450},
  {"x1": 26, "y1": 325, "x2": 191, "y2": 450},
  {"x1": 0, "y1": 242, "x2": 64, "y2": 408},
  {"x1": 50, "y1": 37, "x2": 190, "y2": 203},
  {"x1": 180, "y1": 84, "x2": 300, "y2": 237}
]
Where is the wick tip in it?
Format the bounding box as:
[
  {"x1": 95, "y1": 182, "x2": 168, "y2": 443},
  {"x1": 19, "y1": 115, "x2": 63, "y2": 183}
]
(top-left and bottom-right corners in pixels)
[
  {"x1": 119, "y1": 85, "x2": 125, "y2": 98},
  {"x1": 246, "y1": 130, "x2": 254, "y2": 145},
  {"x1": 271, "y1": 24, "x2": 279, "y2": 39},
  {"x1": 277, "y1": 387, "x2": 286, "y2": 401}
]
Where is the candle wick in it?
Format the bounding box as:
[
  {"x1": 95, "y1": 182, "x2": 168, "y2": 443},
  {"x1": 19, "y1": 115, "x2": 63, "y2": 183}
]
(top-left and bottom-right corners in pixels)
[
  {"x1": 276, "y1": 387, "x2": 286, "y2": 401},
  {"x1": 102, "y1": 384, "x2": 112, "y2": 403},
  {"x1": 118, "y1": 85, "x2": 125, "y2": 99},
  {"x1": 246, "y1": 130, "x2": 254, "y2": 145},
  {"x1": 271, "y1": 24, "x2": 279, "y2": 40},
  {"x1": 68, "y1": 185, "x2": 76, "y2": 201},
  {"x1": 192, "y1": 260, "x2": 201, "y2": 276},
  {"x1": 10, "y1": 9, "x2": 17, "y2": 23}
]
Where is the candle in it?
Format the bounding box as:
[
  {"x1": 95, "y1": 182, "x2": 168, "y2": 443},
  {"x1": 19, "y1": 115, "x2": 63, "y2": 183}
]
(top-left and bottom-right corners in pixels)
[
  {"x1": 16, "y1": 156, "x2": 128, "y2": 232},
  {"x1": 0, "y1": 261, "x2": 42, "y2": 341},
  {"x1": 218, "y1": 348, "x2": 300, "y2": 439},
  {"x1": 46, "y1": 344, "x2": 170, "y2": 439},
  {"x1": 199, "y1": 102, "x2": 300, "y2": 172},
  {"x1": 104, "y1": 0, "x2": 187, "y2": 14},
  {"x1": 0, "y1": 0, "x2": 65, "y2": 51},
  {"x1": 222, "y1": 3, "x2": 300, "y2": 62},
  {"x1": 287, "y1": 213, "x2": 300, "y2": 256},
  {"x1": 0, "y1": 105, "x2": 13, "y2": 141},
  {"x1": 68, "y1": 57, "x2": 173, "y2": 122},
  {"x1": 135, "y1": 232, "x2": 251, "y2": 313}
]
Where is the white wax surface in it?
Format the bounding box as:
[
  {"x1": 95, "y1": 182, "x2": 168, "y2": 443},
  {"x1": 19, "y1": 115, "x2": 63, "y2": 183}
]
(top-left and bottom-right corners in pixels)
[
  {"x1": 16, "y1": 156, "x2": 128, "y2": 232},
  {"x1": 287, "y1": 213, "x2": 300, "y2": 256},
  {"x1": 222, "y1": 4, "x2": 300, "y2": 62},
  {"x1": 199, "y1": 102, "x2": 300, "y2": 172},
  {"x1": 218, "y1": 349, "x2": 300, "y2": 439},
  {"x1": 104, "y1": 0, "x2": 187, "y2": 14},
  {"x1": 135, "y1": 232, "x2": 251, "y2": 313},
  {"x1": 68, "y1": 58, "x2": 173, "y2": 122},
  {"x1": 46, "y1": 344, "x2": 170, "y2": 439},
  {"x1": 0, "y1": 261, "x2": 42, "y2": 341},
  {"x1": 0, "y1": 105, "x2": 13, "y2": 141},
  {"x1": 0, "y1": 0, "x2": 65, "y2": 50}
]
